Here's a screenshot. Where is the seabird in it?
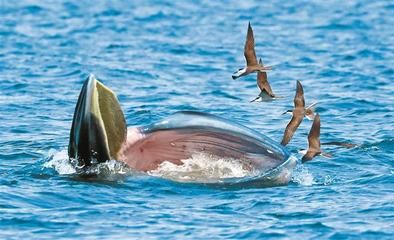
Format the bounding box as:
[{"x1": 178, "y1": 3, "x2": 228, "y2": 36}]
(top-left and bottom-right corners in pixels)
[
  {"x1": 232, "y1": 22, "x2": 272, "y2": 80},
  {"x1": 250, "y1": 58, "x2": 276, "y2": 102},
  {"x1": 282, "y1": 102, "x2": 317, "y2": 121},
  {"x1": 280, "y1": 80, "x2": 310, "y2": 146},
  {"x1": 281, "y1": 80, "x2": 316, "y2": 121},
  {"x1": 302, "y1": 114, "x2": 331, "y2": 162}
]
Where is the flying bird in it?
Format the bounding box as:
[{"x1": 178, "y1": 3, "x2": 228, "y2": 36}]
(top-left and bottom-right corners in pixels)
[
  {"x1": 282, "y1": 102, "x2": 317, "y2": 121},
  {"x1": 250, "y1": 58, "x2": 276, "y2": 102},
  {"x1": 302, "y1": 114, "x2": 332, "y2": 162},
  {"x1": 280, "y1": 80, "x2": 308, "y2": 146},
  {"x1": 232, "y1": 22, "x2": 272, "y2": 80}
]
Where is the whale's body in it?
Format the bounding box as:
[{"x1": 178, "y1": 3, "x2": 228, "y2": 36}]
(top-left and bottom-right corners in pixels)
[{"x1": 68, "y1": 75, "x2": 296, "y2": 185}]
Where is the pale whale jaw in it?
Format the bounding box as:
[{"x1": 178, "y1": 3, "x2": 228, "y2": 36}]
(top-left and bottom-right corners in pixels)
[
  {"x1": 68, "y1": 74, "x2": 126, "y2": 169},
  {"x1": 120, "y1": 111, "x2": 291, "y2": 174}
]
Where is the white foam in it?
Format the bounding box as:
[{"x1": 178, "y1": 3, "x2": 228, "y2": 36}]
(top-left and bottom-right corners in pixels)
[
  {"x1": 84, "y1": 159, "x2": 131, "y2": 176},
  {"x1": 291, "y1": 164, "x2": 316, "y2": 186},
  {"x1": 43, "y1": 149, "x2": 131, "y2": 176},
  {"x1": 148, "y1": 153, "x2": 257, "y2": 183},
  {"x1": 323, "y1": 175, "x2": 334, "y2": 185},
  {"x1": 43, "y1": 149, "x2": 297, "y2": 185},
  {"x1": 43, "y1": 149, "x2": 76, "y2": 175}
]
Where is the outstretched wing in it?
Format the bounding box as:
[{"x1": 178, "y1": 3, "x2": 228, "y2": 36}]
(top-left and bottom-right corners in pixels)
[
  {"x1": 244, "y1": 22, "x2": 258, "y2": 66},
  {"x1": 307, "y1": 113, "x2": 321, "y2": 151},
  {"x1": 257, "y1": 58, "x2": 274, "y2": 97},
  {"x1": 294, "y1": 80, "x2": 305, "y2": 108},
  {"x1": 281, "y1": 114, "x2": 303, "y2": 146},
  {"x1": 302, "y1": 114, "x2": 321, "y2": 162}
]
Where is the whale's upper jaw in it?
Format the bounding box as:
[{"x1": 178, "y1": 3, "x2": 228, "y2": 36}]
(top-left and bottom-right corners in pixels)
[{"x1": 68, "y1": 74, "x2": 126, "y2": 169}]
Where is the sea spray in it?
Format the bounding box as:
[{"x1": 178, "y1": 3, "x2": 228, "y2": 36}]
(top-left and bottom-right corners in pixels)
[{"x1": 148, "y1": 152, "x2": 258, "y2": 183}]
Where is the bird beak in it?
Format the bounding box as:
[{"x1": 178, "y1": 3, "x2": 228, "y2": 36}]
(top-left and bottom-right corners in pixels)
[{"x1": 68, "y1": 74, "x2": 127, "y2": 169}]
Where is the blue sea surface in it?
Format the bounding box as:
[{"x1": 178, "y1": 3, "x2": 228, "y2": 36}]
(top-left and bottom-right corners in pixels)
[{"x1": 0, "y1": 0, "x2": 393, "y2": 239}]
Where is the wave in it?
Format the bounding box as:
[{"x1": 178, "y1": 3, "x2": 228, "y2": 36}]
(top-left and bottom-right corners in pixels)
[
  {"x1": 43, "y1": 149, "x2": 132, "y2": 178},
  {"x1": 43, "y1": 149, "x2": 299, "y2": 186},
  {"x1": 291, "y1": 164, "x2": 316, "y2": 186}
]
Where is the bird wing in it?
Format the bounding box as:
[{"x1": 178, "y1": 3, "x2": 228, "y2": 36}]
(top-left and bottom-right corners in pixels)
[
  {"x1": 257, "y1": 58, "x2": 274, "y2": 97},
  {"x1": 307, "y1": 113, "x2": 321, "y2": 152},
  {"x1": 244, "y1": 22, "x2": 258, "y2": 67},
  {"x1": 281, "y1": 114, "x2": 303, "y2": 146},
  {"x1": 306, "y1": 102, "x2": 318, "y2": 110},
  {"x1": 294, "y1": 80, "x2": 305, "y2": 108}
]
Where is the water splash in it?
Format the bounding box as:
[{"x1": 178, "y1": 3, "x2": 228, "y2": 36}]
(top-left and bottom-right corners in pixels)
[
  {"x1": 323, "y1": 175, "x2": 334, "y2": 185},
  {"x1": 291, "y1": 163, "x2": 316, "y2": 186},
  {"x1": 148, "y1": 153, "x2": 258, "y2": 183},
  {"x1": 43, "y1": 149, "x2": 131, "y2": 177},
  {"x1": 43, "y1": 149, "x2": 76, "y2": 175},
  {"x1": 43, "y1": 149, "x2": 296, "y2": 185}
]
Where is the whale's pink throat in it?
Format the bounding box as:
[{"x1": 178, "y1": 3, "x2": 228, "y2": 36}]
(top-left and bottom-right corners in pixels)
[{"x1": 117, "y1": 127, "x2": 280, "y2": 173}]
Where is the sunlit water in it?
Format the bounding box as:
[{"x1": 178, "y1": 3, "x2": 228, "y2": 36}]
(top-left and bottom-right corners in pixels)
[{"x1": 1, "y1": 0, "x2": 393, "y2": 239}]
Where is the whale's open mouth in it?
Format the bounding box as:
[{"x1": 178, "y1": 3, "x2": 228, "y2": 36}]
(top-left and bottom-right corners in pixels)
[
  {"x1": 68, "y1": 75, "x2": 293, "y2": 186},
  {"x1": 68, "y1": 74, "x2": 126, "y2": 169}
]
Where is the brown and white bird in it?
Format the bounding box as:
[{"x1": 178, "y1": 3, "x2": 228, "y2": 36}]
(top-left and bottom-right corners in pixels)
[
  {"x1": 232, "y1": 22, "x2": 272, "y2": 80},
  {"x1": 282, "y1": 102, "x2": 317, "y2": 121},
  {"x1": 281, "y1": 80, "x2": 311, "y2": 146},
  {"x1": 282, "y1": 80, "x2": 316, "y2": 120},
  {"x1": 301, "y1": 114, "x2": 332, "y2": 162},
  {"x1": 250, "y1": 58, "x2": 276, "y2": 102}
]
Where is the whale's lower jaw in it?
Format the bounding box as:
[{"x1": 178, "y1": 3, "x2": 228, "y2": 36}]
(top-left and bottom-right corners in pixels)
[
  {"x1": 118, "y1": 130, "x2": 297, "y2": 186},
  {"x1": 117, "y1": 111, "x2": 291, "y2": 184},
  {"x1": 119, "y1": 126, "x2": 288, "y2": 173},
  {"x1": 252, "y1": 154, "x2": 297, "y2": 187}
]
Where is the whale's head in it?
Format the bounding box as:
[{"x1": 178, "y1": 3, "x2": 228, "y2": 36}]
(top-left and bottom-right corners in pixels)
[{"x1": 68, "y1": 74, "x2": 126, "y2": 169}]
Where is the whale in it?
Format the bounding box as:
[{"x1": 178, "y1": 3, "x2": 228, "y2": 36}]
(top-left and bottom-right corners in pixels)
[{"x1": 68, "y1": 74, "x2": 296, "y2": 185}]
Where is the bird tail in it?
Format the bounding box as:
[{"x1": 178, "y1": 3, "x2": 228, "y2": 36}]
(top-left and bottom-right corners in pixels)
[
  {"x1": 321, "y1": 152, "x2": 333, "y2": 158},
  {"x1": 250, "y1": 96, "x2": 261, "y2": 102},
  {"x1": 257, "y1": 65, "x2": 273, "y2": 72},
  {"x1": 305, "y1": 102, "x2": 318, "y2": 120},
  {"x1": 321, "y1": 141, "x2": 358, "y2": 148}
]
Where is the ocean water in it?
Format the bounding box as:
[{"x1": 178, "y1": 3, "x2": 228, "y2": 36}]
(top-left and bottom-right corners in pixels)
[{"x1": 0, "y1": 0, "x2": 393, "y2": 239}]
